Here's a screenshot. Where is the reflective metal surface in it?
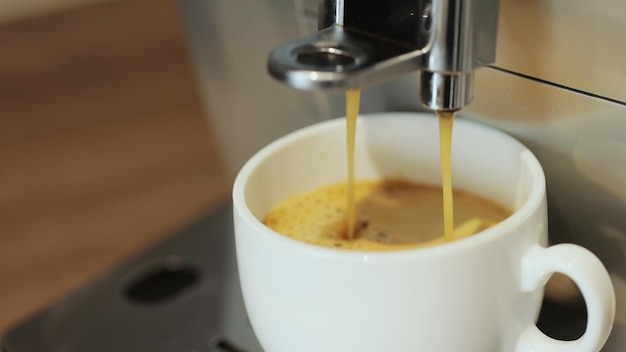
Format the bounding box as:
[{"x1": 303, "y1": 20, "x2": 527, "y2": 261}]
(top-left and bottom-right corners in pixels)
[
  {"x1": 267, "y1": 25, "x2": 423, "y2": 90},
  {"x1": 268, "y1": 0, "x2": 500, "y2": 111},
  {"x1": 492, "y1": 0, "x2": 626, "y2": 103}
]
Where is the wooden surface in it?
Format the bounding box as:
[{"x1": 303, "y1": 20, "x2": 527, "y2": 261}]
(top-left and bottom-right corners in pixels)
[
  {"x1": 0, "y1": 0, "x2": 110, "y2": 24},
  {"x1": 0, "y1": 0, "x2": 230, "y2": 334}
]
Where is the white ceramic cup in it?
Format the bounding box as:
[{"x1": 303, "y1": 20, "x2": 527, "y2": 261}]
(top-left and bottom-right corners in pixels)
[{"x1": 232, "y1": 112, "x2": 615, "y2": 352}]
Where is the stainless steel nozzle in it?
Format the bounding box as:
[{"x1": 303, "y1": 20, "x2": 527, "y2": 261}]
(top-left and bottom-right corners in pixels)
[{"x1": 268, "y1": 0, "x2": 499, "y2": 111}]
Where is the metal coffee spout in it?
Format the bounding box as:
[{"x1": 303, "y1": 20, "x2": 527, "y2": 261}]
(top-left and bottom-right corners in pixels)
[{"x1": 268, "y1": 0, "x2": 499, "y2": 111}]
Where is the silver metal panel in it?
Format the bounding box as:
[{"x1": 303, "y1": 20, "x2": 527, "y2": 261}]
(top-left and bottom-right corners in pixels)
[{"x1": 493, "y1": 0, "x2": 626, "y2": 103}]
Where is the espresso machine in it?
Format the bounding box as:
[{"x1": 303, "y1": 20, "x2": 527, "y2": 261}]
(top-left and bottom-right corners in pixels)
[
  {"x1": 179, "y1": 0, "x2": 626, "y2": 348},
  {"x1": 2, "y1": 0, "x2": 624, "y2": 351}
]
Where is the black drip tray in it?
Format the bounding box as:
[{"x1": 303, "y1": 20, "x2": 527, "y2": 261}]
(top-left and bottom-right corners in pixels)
[
  {"x1": 2, "y1": 203, "x2": 623, "y2": 351},
  {"x1": 2, "y1": 204, "x2": 262, "y2": 352}
]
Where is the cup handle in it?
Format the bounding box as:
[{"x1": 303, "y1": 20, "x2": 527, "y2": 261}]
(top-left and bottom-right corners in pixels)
[{"x1": 516, "y1": 244, "x2": 615, "y2": 352}]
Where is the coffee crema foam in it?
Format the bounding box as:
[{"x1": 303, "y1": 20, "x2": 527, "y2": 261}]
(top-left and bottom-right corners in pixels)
[{"x1": 264, "y1": 179, "x2": 511, "y2": 251}]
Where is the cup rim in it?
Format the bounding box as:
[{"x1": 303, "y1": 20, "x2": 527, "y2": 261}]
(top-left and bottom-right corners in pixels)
[{"x1": 233, "y1": 112, "x2": 546, "y2": 260}]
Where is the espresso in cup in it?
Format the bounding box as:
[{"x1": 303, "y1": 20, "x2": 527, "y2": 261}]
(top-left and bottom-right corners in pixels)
[
  {"x1": 265, "y1": 178, "x2": 511, "y2": 250},
  {"x1": 265, "y1": 90, "x2": 508, "y2": 250}
]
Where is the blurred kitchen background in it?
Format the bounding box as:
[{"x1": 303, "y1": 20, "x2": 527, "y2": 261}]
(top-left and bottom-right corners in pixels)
[{"x1": 0, "y1": 0, "x2": 229, "y2": 333}]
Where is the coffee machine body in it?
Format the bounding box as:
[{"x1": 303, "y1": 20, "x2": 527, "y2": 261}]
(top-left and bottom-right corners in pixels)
[{"x1": 179, "y1": 0, "x2": 626, "y2": 346}]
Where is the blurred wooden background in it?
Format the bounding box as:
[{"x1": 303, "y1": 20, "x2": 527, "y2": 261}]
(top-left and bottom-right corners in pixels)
[{"x1": 0, "y1": 0, "x2": 230, "y2": 334}]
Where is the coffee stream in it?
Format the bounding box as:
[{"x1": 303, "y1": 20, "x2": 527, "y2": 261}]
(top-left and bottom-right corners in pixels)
[
  {"x1": 344, "y1": 91, "x2": 456, "y2": 243},
  {"x1": 345, "y1": 89, "x2": 361, "y2": 240},
  {"x1": 438, "y1": 111, "x2": 455, "y2": 242}
]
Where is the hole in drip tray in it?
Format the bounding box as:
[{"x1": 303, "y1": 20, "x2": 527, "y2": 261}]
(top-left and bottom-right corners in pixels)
[
  {"x1": 209, "y1": 336, "x2": 247, "y2": 352},
  {"x1": 296, "y1": 47, "x2": 356, "y2": 67},
  {"x1": 125, "y1": 259, "x2": 200, "y2": 304}
]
